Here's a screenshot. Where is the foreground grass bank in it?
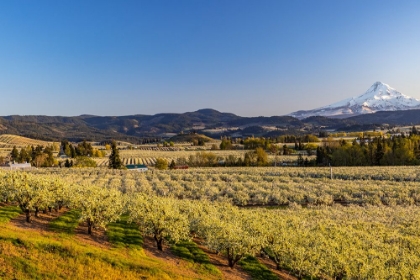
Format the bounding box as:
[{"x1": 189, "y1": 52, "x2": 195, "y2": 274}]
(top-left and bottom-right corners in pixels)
[{"x1": 0, "y1": 209, "x2": 222, "y2": 280}]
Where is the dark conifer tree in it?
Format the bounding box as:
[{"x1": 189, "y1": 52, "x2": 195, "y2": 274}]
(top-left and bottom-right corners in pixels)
[{"x1": 108, "y1": 140, "x2": 123, "y2": 169}]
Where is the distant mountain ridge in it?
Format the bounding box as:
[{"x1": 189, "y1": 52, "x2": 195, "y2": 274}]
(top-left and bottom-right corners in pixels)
[
  {"x1": 289, "y1": 82, "x2": 420, "y2": 119},
  {"x1": 2, "y1": 103, "x2": 420, "y2": 142}
]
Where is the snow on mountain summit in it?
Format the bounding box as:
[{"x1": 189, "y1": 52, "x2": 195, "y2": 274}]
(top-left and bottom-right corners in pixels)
[{"x1": 289, "y1": 82, "x2": 420, "y2": 119}]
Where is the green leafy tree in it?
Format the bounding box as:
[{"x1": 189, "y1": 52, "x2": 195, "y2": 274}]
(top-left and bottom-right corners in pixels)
[
  {"x1": 155, "y1": 158, "x2": 168, "y2": 170},
  {"x1": 255, "y1": 147, "x2": 268, "y2": 166},
  {"x1": 199, "y1": 203, "x2": 264, "y2": 268},
  {"x1": 11, "y1": 146, "x2": 19, "y2": 162},
  {"x1": 220, "y1": 138, "x2": 233, "y2": 150},
  {"x1": 73, "y1": 156, "x2": 97, "y2": 168},
  {"x1": 70, "y1": 185, "x2": 125, "y2": 234},
  {"x1": 128, "y1": 194, "x2": 189, "y2": 251},
  {"x1": 0, "y1": 173, "x2": 59, "y2": 222}
]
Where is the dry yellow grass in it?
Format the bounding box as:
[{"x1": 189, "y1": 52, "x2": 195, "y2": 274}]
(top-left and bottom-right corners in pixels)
[{"x1": 0, "y1": 134, "x2": 53, "y2": 148}]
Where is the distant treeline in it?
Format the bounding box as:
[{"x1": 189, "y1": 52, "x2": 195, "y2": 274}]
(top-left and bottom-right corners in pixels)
[{"x1": 317, "y1": 132, "x2": 420, "y2": 166}]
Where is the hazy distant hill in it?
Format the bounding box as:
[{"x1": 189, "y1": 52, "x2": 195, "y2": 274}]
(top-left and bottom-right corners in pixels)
[{"x1": 2, "y1": 108, "x2": 420, "y2": 142}]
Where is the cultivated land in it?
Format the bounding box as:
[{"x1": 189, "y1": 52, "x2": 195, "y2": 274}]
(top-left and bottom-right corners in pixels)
[
  {"x1": 0, "y1": 134, "x2": 53, "y2": 148},
  {"x1": 93, "y1": 149, "x2": 313, "y2": 167},
  {"x1": 1, "y1": 166, "x2": 420, "y2": 279}
]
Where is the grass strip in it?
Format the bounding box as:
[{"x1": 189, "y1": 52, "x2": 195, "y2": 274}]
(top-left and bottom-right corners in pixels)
[
  {"x1": 239, "y1": 255, "x2": 279, "y2": 280},
  {"x1": 0, "y1": 205, "x2": 22, "y2": 224},
  {"x1": 106, "y1": 215, "x2": 143, "y2": 249},
  {"x1": 171, "y1": 240, "x2": 221, "y2": 276},
  {"x1": 49, "y1": 209, "x2": 80, "y2": 234}
]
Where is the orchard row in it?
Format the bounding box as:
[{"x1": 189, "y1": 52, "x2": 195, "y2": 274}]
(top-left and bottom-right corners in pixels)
[
  {"x1": 0, "y1": 170, "x2": 420, "y2": 278},
  {"x1": 28, "y1": 166, "x2": 420, "y2": 206}
]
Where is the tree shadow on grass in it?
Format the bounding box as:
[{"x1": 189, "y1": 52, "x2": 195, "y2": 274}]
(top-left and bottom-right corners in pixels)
[
  {"x1": 49, "y1": 210, "x2": 80, "y2": 234},
  {"x1": 0, "y1": 205, "x2": 22, "y2": 224},
  {"x1": 106, "y1": 215, "x2": 143, "y2": 249}
]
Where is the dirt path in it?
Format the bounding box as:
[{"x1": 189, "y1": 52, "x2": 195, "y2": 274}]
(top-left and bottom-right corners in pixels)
[
  {"x1": 142, "y1": 236, "x2": 217, "y2": 279},
  {"x1": 10, "y1": 208, "x2": 110, "y2": 249},
  {"x1": 256, "y1": 255, "x2": 297, "y2": 280},
  {"x1": 193, "y1": 240, "x2": 252, "y2": 280},
  {"x1": 74, "y1": 221, "x2": 111, "y2": 249},
  {"x1": 11, "y1": 208, "x2": 64, "y2": 233},
  {"x1": 194, "y1": 239, "x2": 297, "y2": 280}
]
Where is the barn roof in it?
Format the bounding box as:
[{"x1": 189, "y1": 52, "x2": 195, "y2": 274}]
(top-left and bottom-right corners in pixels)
[{"x1": 126, "y1": 164, "x2": 148, "y2": 169}]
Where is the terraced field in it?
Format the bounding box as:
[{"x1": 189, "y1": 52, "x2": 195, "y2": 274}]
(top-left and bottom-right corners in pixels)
[{"x1": 0, "y1": 134, "x2": 53, "y2": 148}]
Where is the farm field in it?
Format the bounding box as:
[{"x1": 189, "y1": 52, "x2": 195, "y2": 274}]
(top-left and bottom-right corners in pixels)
[
  {"x1": 94, "y1": 149, "x2": 314, "y2": 167},
  {"x1": 29, "y1": 166, "x2": 420, "y2": 206},
  {"x1": 2, "y1": 166, "x2": 420, "y2": 278},
  {"x1": 0, "y1": 134, "x2": 53, "y2": 149}
]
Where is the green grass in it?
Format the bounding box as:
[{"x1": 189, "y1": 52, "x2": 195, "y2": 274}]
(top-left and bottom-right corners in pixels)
[
  {"x1": 49, "y1": 209, "x2": 81, "y2": 234},
  {"x1": 0, "y1": 216, "x2": 198, "y2": 279},
  {"x1": 0, "y1": 207, "x2": 222, "y2": 279},
  {"x1": 171, "y1": 240, "x2": 221, "y2": 277},
  {"x1": 0, "y1": 205, "x2": 22, "y2": 224},
  {"x1": 106, "y1": 215, "x2": 143, "y2": 249},
  {"x1": 239, "y1": 255, "x2": 279, "y2": 280}
]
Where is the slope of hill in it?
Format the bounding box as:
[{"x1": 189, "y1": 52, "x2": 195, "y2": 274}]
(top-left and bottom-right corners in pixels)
[
  {"x1": 347, "y1": 109, "x2": 420, "y2": 125},
  {"x1": 289, "y1": 82, "x2": 420, "y2": 119},
  {"x1": 0, "y1": 134, "x2": 52, "y2": 148},
  {"x1": 3, "y1": 103, "x2": 420, "y2": 143}
]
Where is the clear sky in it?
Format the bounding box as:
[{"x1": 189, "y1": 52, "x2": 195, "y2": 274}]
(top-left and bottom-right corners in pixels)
[{"x1": 1, "y1": 0, "x2": 420, "y2": 117}]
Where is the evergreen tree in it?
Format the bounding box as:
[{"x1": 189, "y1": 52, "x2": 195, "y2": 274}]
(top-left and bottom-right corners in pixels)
[
  {"x1": 375, "y1": 139, "x2": 384, "y2": 165},
  {"x1": 11, "y1": 146, "x2": 19, "y2": 162},
  {"x1": 108, "y1": 140, "x2": 123, "y2": 169},
  {"x1": 169, "y1": 159, "x2": 176, "y2": 169}
]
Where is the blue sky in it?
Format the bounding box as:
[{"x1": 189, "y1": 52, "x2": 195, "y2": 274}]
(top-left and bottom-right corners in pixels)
[{"x1": 0, "y1": 0, "x2": 419, "y2": 117}]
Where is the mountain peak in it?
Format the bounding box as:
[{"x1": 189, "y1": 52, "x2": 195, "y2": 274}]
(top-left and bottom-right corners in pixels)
[
  {"x1": 289, "y1": 82, "x2": 420, "y2": 119},
  {"x1": 363, "y1": 81, "x2": 393, "y2": 95}
]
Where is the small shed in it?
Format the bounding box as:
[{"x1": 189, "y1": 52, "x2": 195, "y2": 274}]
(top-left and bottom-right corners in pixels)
[
  {"x1": 126, "y1": 164, "x2": 148, "y2": 172},
  {"x1": 7, "y1": 162, "x2": 32, "y2": 170}
]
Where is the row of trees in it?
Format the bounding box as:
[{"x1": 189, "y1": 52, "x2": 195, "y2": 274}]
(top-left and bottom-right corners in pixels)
[
  {"x1": 1, "y1": 170, "x2": 419, "y2": 278},
  {"x1": 10, "y1": 145, "x2": 57, "y2": 167},
  {"x1": 155, "y1": 148, "x2": 270, "y2": 169},
  {"x1": 219, "y1": 135, "x2": 320, "y2": 150},
  {"x1": 61, "y1": 140, "x2": 106, "y2": 158},
  {"x1": 317, "y1": 135, "x2": 420, "y2": 166}
]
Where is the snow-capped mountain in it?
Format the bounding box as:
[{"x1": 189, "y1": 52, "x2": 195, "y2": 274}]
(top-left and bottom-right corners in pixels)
[{"x1": 289, "y1": 82, "x2": 420, "y2": 119}]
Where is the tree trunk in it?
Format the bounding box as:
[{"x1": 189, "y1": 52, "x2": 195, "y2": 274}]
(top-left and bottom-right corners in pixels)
[
  {"x1": 48, "y1": 206, "x2": 52, "y2": 213},
  {"x1": 87, "y1": 218, "x2": 93, "y2": 235},
  {"x1": 25, "y1": 209, "x2": 31, "y2": 223},
  {"x1": 34, "y1": 207, "x2": 39, "y2": 217},
  {"x1": 227, "y1": 248, "x2": 242, "y2": 268},
  {"x1": 228, "y1": 257, "x2": 235, "y2": 268},
  {"x1": 43, "y1": 208, "x2": 47, "y2": 214},
  {"x1": 227, "y1": 248, "x2": 235, "y2": 268},
  {"x1": 154, "y1": 235, "x2": 163, "y2": 251}
]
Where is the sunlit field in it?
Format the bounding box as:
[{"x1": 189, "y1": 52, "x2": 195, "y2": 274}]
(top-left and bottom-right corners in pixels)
[{"x1": 2, "y1": 165, "x2": 420, "y2": 279}]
